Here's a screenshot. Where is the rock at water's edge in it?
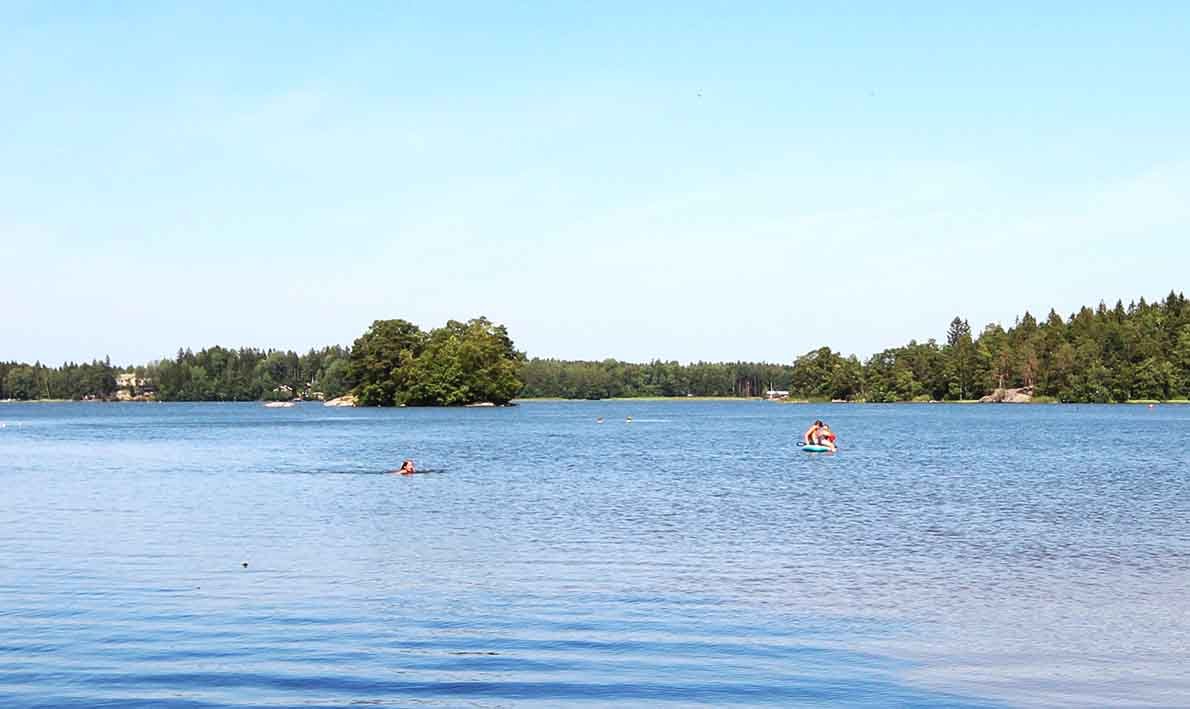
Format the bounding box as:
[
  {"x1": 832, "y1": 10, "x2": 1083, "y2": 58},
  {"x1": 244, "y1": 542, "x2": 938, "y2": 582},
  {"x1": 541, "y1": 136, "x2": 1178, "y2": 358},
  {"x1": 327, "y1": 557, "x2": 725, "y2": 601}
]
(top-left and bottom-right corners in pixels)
[
  {"x1": 324, "y1": 395, "x2": 357, "y2": 407},
  {"x1": 979, "y1": 386, "x2": 1034, "y2": 403}
]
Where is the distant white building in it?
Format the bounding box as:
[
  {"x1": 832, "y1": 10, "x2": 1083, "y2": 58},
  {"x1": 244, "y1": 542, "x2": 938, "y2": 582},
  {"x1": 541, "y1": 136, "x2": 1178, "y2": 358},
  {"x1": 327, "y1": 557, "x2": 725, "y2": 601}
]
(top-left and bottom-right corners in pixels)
[{"x1": 114, "y1": 373, "x2": 154, "y2": 394}]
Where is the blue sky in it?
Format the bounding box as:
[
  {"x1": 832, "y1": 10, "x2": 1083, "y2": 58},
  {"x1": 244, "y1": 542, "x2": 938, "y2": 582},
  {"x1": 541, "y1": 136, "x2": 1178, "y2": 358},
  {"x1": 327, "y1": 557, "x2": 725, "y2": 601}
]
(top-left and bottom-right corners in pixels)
[{"x1": 2, "y1": 3, "x2": 1188, "y2": 365}]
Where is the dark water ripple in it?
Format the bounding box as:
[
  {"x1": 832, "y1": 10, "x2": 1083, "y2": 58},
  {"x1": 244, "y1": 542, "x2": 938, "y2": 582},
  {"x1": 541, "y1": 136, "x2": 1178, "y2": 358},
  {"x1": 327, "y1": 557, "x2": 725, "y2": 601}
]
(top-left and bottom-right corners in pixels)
[{"x1": 1, "y1": 401, "x2": 1188, "y2": 706}]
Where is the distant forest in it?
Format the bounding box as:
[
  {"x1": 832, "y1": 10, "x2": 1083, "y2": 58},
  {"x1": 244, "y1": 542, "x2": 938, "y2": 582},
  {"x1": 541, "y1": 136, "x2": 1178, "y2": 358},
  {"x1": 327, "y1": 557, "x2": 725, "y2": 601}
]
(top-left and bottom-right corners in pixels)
[
  {"x1": 0, "y1": 317, "x2": 522, "y2": 407},
  {"x1": 2, "y1": 292, "x2": 1188, "y2": 404},
  {"x1": 523, "y1": 291, "x2": 1190, "y2": 402},
  {"x1": 0, "y1": 348, "x2": 351, "y2": 403}
]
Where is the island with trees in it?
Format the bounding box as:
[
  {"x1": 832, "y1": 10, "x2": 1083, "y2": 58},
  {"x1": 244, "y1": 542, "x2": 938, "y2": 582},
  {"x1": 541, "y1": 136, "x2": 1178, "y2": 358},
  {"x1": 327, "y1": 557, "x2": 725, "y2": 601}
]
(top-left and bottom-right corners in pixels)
[{"x1": 2, "y1": 293, "x2": 1188, "y2": 405}]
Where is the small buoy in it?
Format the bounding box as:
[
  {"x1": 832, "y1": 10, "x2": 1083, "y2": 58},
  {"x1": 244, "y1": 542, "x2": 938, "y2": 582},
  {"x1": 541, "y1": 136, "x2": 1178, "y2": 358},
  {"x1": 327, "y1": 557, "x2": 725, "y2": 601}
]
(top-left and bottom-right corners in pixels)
[
  {"x1": 241, "y1": 562, "x2": 248, "y2": 568},
  {"x1": 596, "y1": 417, "x2": 604, "y2": 424},
  {"x1": 626, "y1": 416, "x2": 632, "y2": 423}
]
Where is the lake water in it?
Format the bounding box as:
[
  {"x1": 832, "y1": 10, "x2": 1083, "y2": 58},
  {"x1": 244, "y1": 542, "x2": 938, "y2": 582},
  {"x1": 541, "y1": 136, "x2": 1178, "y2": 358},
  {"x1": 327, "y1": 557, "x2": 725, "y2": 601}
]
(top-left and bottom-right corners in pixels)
[{"x1": 1, "y1": 401, "x2": 1187, "y2": 707}]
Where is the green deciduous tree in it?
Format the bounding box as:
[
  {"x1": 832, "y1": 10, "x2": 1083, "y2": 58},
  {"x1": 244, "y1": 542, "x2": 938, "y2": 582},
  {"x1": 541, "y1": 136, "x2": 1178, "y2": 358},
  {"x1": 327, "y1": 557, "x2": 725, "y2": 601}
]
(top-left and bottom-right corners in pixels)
[
  {"x1": 347, "y1": 319, "x2": 426, "y2": 406},
  {"x1": 4, "y1": 366, "x2": 37, "y2": 400},
  {"x1": 400, "y1": 318, "x2": 525, "y2": 406}
]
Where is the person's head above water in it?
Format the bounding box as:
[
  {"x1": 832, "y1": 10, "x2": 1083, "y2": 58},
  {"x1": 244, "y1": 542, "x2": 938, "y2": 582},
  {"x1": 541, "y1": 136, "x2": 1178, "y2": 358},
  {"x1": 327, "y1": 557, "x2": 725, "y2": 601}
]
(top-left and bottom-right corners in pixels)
[{"x1": 398, "y1": 459, "x2": 415, "y2": 473}]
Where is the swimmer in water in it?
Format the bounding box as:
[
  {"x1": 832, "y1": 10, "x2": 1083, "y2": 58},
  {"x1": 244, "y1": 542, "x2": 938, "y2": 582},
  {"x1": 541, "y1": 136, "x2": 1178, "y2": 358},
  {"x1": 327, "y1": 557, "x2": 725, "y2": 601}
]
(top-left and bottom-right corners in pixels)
[{"x1": 396, "y1": 459, "x2": 415, "y2": 475}]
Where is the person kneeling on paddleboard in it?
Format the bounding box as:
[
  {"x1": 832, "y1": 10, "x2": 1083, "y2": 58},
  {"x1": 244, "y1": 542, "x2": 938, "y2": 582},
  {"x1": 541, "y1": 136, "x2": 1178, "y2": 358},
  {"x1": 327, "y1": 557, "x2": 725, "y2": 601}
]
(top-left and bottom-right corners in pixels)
[
  {"x1": 818, "y1": 424, "x2": 838, "y2": 452},
  {"x1": 803, "y1": 420, "x2": 825, "y2": 445}
]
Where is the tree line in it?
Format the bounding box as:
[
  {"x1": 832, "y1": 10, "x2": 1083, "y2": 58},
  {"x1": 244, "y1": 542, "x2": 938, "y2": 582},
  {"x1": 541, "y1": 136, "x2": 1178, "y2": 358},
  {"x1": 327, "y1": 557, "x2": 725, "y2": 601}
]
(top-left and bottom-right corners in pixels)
[
  {"x1": 148, "y1": 346, "x2": 351, "y2": 401},
  {"x1": 0, "y1": 316, "x2": 525, "y2": 406},
  {"x1": 519, "y1": 359, "x2": 793, "y2": 399},
  {"x1": 0, "y1": 348, "x2": 351, "y2": 402},
  {"x1": 843, "y1": 291, "x2": 1189, "y2": 403},
  {"x1": 0, "y1": 359, "x2": 119, "y2": 401},
  {"x1": 523, "y1": 291, "x2": 1190, "y2": 402},
  {"x1": 3, "y1": 293, "x2": 1188, "y2": 404}
]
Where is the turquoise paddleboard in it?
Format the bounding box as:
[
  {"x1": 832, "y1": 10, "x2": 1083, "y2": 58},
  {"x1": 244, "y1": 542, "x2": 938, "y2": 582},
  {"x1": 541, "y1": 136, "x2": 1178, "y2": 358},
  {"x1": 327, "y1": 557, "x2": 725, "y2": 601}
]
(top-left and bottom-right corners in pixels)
[{"x1": 801, "y1": 444, "x2": 831, "y2": 453}]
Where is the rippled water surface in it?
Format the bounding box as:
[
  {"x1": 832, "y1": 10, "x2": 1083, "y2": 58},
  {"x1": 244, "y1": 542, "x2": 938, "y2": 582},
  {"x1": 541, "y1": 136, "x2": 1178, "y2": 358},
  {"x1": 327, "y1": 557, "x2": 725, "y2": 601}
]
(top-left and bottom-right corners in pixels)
[{"x1": 1, "y1": 401, "x2": 1188, "y2": 707}]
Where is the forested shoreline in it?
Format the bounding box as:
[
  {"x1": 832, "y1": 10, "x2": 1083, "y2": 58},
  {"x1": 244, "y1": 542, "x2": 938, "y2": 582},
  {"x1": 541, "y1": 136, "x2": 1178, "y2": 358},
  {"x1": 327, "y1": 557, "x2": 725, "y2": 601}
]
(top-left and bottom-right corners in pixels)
[
  {"x1": 0, "y1": 317, "x2": 525, "y2": 407},
  {"x1": 3, "y1": 292, "x2": 1188, "y2": 404}
]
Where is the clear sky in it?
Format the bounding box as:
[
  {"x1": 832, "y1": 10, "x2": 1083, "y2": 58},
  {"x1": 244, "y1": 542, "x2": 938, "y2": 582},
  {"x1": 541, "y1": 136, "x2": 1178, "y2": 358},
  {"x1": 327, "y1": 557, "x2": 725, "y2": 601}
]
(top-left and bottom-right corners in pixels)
[{"x1": 3, "y1": 3, "x2": 1187, "y2": 365}]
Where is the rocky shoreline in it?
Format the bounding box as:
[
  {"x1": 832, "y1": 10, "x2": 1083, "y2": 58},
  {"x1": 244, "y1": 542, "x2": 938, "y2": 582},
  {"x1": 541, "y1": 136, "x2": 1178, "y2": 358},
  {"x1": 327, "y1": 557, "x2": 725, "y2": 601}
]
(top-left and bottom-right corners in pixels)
[
  {"x1": 979, "y1": 386, "x2": 1035, "y2": 403},
  {"x1": 323, "y1": 395, "x2": 357, "y2": 407}
]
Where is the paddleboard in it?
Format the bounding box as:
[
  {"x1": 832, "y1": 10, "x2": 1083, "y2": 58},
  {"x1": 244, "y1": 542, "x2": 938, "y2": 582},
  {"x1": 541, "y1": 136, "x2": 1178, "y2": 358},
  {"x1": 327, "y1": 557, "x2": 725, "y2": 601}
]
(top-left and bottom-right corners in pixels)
[{"x1": 801, "y1": 444, "x2": 832, "y2": 453}]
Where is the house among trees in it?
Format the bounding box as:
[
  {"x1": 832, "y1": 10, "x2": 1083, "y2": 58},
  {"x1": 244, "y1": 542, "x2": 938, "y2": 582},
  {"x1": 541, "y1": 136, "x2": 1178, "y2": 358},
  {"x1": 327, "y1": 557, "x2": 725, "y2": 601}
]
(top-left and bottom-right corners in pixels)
[{"x1": 114, "y1": 372, "x2": 155, "y2": 400}]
